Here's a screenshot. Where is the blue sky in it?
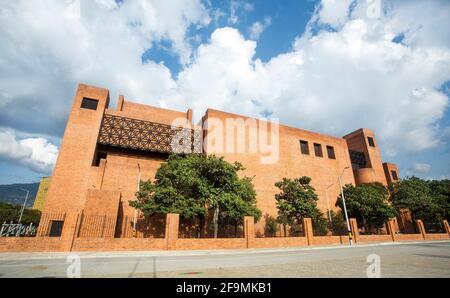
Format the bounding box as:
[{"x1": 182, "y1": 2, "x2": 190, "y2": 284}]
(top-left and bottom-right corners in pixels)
[{"x1": 0, "y1": 0, "x2": 449, "y2": 184}]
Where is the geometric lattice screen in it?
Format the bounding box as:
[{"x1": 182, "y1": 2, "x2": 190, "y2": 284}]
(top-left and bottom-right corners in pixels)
[{"x1": 98, "y1": 114, "x2": 202, "y2": 154}]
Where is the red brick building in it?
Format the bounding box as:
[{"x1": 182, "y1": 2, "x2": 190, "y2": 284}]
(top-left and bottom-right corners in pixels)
[{"x1": 39, "y1": 84, "x2": 401, "y2": 238}]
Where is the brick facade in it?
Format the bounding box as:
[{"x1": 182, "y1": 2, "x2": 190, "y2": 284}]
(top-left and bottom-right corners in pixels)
[{"x1": 14, "y1": 83, "x2": 429, "y2": 252}]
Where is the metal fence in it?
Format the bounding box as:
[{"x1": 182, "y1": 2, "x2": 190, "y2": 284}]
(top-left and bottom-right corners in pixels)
[{"x1": 0, "y1": 222, "x2": 37, "y2": 237}]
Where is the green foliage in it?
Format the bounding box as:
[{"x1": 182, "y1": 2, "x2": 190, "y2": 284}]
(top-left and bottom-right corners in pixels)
[
  {"x1": 274, "y1": 176, "x2": 328, "y2": 233},
  {"x1": 0, "y1": 202, "x2": 41, "y2": 225},
  {"x1": 329, "y1": 210, "x2": 348, "y2": 235},
  {"x1": 264, "y1": 214, "x2": 278, "y2": 237},
  {"x1": 390, "y1": 177, "x2": 447, "y2": 222},
  {"x1": 336, "y1": 182, "x2": 396, "y2": 230},
  {"x1": 130, "y1": 154, "x2": 261, "y2": 237}
]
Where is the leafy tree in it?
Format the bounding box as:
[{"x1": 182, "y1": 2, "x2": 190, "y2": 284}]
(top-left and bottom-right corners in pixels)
[
  {"x1": 390, "y1": 177, "x2": 445, "y2": 223},
  {"x1": 329, "y1": 210, "x2": 348, "y2": 236},
  {"x1": 428, "y1": 179, "x2": 450, "y2": 221},
  {"x1": 336, "y1": 182, "x2": 396, "y2": 232},
  {"x1": 264, "y1": 214, "x2": 278, "y2": 237},
  {"x1": 0, "y1": 202, "x2": 41, "y2": 225},
  {"x1": 130, "y1": 154, "x2": 261, "y2": 238},
  {"x1": 274, "y1": 176, "x2": 327, "y2": 234}
]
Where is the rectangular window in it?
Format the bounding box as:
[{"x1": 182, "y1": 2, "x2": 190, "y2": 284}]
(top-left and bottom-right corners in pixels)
[
  {"x1": 326, "y1": 146, "x2": 336, "y2": 159},
  {"x1": 300, "y1": 140, "x2": 309, "y2": 155},
  {"x1": 391, "y1": 170, "x2": 398, "y2": 181},
  {"x1": 49, "y1": 221, "x2": 64, "y2": 237},
  {"x1": 81, "y1": 97, "x2": 99, "y2": 110},
  {"x1": 314, "y1": 143, "x2": 323, "y2": 157},
  {"x1": 368, "y1": 136, "x2": 375, "y2": 147},
  {"x1": 350, "y1": 150, "x2": 366, "y2": 169}
]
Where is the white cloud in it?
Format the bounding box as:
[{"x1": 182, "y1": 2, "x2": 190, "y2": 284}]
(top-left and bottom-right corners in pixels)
[
  {"x1": 174, "y1": 0, "x2": 450, "y2": 158},
  {"x1": 0, "y1": 128, "x2": 59, "y2": 174},
  {"x1": 412, "y1": 163, "x2": 431, "y2": 174},
  {"x1": 248, "y1": 17, "x2": 272, "y2": 40},
  {"x1": 318, "y1": 0, "x2": 354, "y2": 28},
  {"x1": 0, "y1": 0, "x2": 449, "y2": 179},
  {"x1": 228, "y1": 0, "x2": 254, "y2": 25},
  {"x1": 0, "y1": 0, "x2": 210, "y2": 136}
]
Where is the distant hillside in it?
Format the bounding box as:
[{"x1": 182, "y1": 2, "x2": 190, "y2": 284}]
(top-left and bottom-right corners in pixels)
[{"x1": 0, "y1": 183, "x2": 39, "y2": 207}]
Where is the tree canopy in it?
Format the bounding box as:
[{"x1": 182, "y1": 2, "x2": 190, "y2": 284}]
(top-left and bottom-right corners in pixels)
[
  {"x1": 130, "y1": 154, "x2": 261, "y2": 237},
  {"x1": 336, "y1": 182, "x2": 396, "y2": 231},
  {"x1": 274, "y1": 176, "x2": 327, "y2": 234},
  {"x1": 0, "y1": 202, "x2": 41, "y2": 225},
  {"x1": 390, "y1": 177, "x2": 447, "y2": 222}
]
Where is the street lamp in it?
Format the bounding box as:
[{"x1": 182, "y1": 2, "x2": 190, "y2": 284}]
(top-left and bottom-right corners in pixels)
[
  {"x1": 325, "y1": 183, "x2": 334, "y2": 224},
  {"x1": 18, "y1": 188, "x2": 30, "y2": 224},
  {"x1": 338, "y1": 167, "x2": 353, "y2": 246}
]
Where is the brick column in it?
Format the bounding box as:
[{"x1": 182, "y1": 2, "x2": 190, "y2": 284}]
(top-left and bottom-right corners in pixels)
[
  {"x1": 349, "y1": 218, "x2": 359, "y2": 244},
  {"x1": 244, "y1": 216, "x2": 255, "y2": 248},
  {"x1": 165, "y1": 213, "x2": 179, "y2": 250},
  {"x1": 416, "y1": 219, "x2": 427, "y2": 240},
  {"x1": 387, "y1": 219, "x2": 397, "y2": 242},
  {"x1": 303, "y1": 218, "x2": 313, "y2": 246},
  {"x1": 442, "y1": 220, "x2": 450, "y2": 237},
  {"x1": 60, "y1": 212, "x2": 81, "y2": 252}
]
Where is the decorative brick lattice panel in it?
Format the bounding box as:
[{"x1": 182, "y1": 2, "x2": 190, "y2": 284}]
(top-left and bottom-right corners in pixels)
[{"x1": 98, "y1": 114, "x2": 202, "y2": 154}]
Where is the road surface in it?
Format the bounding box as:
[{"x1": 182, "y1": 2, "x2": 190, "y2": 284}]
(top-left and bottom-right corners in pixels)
[{"x1": 0, "y1": 240, "x2": 449, "y2": 278}]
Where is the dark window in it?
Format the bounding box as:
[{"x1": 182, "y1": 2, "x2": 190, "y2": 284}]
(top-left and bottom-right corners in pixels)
[
  {"x1": 93, "y1": 152, "x2": 107, "y2": 167},
  {"x1": 391, "y1": 170, "x2": 398, "y2": 181},
  {"x1": 49, "y1": 221, "x2": 64, "y2": 237},
  {"x1": 81, "y1": 98, "x2": 99, "y2": 110},
  {"x1": 349, "y1": 150, "x2": 366, "y2": 169},
  {"x1": 300, "y1": 140, "x2": 309, "y2": 155},
  {"x1": 326, "y1": 146, "x2": 336, "y2": 159},
  {"x1": 314, "y1": 143, "x2": 323, "y2": 157},
  {"x1": 368, "y1": 136, "x2": 375, "y2": 147}
]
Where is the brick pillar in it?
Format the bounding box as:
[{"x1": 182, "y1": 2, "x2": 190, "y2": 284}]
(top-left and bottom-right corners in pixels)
[
  {"x1": 349, "y1": 218, "x2": 359, "y2": 244},
  {"x1": 387, "y1": 219, "x2": 397, "y2": 242},
  {"x1": 442, "y1": 220, "x2": 450, "y2": 237},
  {"x1": 165, "y1": 213, "x2": 179, "y2": 250},
  {"x1": 416, "y1": 219, "x2": 426, "y2": 240},
  {"x1": 60, "y1": 212, "x2": 81, "y2": 252},
  {"x1": 244, "y1": 216, "x2": 255, "y2": 248},
  {"x1": 303, "y1": 218, "x2": 313, "y2": 246}
]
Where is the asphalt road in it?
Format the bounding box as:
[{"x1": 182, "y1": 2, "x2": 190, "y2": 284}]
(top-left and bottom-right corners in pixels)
[{"x1": 0, "y1": 241, "x2": 449, "y2": 278}]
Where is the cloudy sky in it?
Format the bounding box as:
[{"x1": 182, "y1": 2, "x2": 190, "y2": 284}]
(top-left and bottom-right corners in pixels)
[{"x1": 0, "y1": 0, "x2": 449, "y2": 184}]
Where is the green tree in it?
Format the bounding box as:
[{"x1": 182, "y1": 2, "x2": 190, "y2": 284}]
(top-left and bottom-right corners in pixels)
[
  {"x1": 0, "y1": 202, "x2": 41, "y2": 225},
  {"x1": 336, "y1": 182, "x2": 396, "y2": 232},
  {"x1": 130, "y1": 154, "x2": 261, "y2": 238},
  {"x1": 390, "y1": 177, "x2": 445, "y2": 223},
  {"x1": 274, "y1": 176, "x2": 327, "y2": 234},
  {"x1": 329, "y1": 210, "x2": 347, "y2": 236},
  {"x1": 264, "y1": 214, "x2": 278, "y2": 237},
  {"x1": 428, "y1": 179, "x2": 450, "y2": 221}
]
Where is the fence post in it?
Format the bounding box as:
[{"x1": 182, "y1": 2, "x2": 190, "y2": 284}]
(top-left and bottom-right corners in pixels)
[
  {"x1": 244, "y1": 216, "x2": 255, "y2": 248},
  {"x1": 442, "y1": 220, "x2": 450, "y2": 237},
  {"x1": 165, "y1": 213, "x2": 179, "y2": 250},
  {"x1": 349, "y1": 218, "x2": 359, "y2": 244},
  {"x1": 387, "y1": 219, "x2": 397, "y2": 242},
  {"x1": 416, "y1": 219, "x2": 427, "y2": 240},
  {"x1": 303, "y1": 218, "x2": 313, "y2": 246}
]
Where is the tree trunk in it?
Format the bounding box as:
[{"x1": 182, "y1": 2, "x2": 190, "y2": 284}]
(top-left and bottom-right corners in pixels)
[
  {"x1": 283, "y1": 224, "x2": 287, "y2": 237},
  {"x1": 213, "y1": 206, "x2": 219, "y2": 238},
  {"x1": 234, "y1": 222, "x2": 238, "y2": 238},
  {"x1": 198, "y1": 216, "x2": 203, "y2": 238}
]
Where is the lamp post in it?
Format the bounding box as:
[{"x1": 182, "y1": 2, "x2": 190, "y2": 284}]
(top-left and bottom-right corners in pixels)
[
  {"x1": 325, "y1": 183, "x2": 334, "y2": 224},
  {"x1": 338, "y1": 166, "x2": 353, "y2": 246},
  {"x1": 18, "y1": 188, "x2": 30, "y2": 224},
  {"x1": 133, "y1": 163, "x2": 141, "y2": 237}
]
